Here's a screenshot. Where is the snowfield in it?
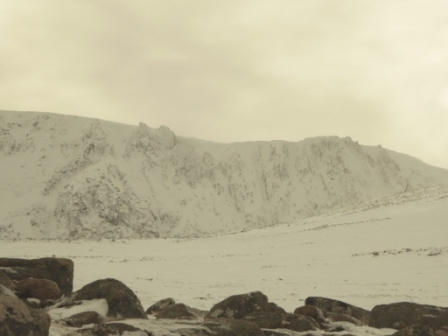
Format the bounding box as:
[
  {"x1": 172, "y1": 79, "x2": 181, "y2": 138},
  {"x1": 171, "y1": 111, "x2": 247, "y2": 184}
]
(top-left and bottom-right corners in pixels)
[{"x1": 1, "y1": 184, "x2": 447, "y2": 335}]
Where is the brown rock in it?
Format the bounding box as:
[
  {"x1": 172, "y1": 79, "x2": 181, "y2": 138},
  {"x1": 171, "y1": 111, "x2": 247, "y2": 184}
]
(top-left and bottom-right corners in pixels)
[
  {"x1": 76, "y1": 322, "x2": 152, "y2": 335},
  {"x1": 206, "y1": 291, "x2": 285, "y2": 320},
  {"x1": 436, "y1": 329, "x2": 448, "y2": 336},
  {"x1": 293, "y1": 305, "x2": 325, "y2": 323},
  {"x1": 370, "y1": 302, "x2": 448, "y2": 330},
  {"x1": 244, "y1": 311, "x2": 319, "y2": 332},
  {"x1": 326, "y1": 312, "x2": 363, "y2": 326},
  {"x1": 0, "y1": 257, "x2": 74, "y2": 295},
  {"x1": 60, "y1": 278, "x2": 147, "y2": 319},
  {"x1": 0, "y1": 271, "x2": 15, "y2": 291},
  {"x1": 62, "y1": 311, "x2": 104, "y2": 328},
  {"x1": 0, "y1": 285, "x2": 51, "y2": 336},
  {"x1": 16, "y1": 278, "x2": 62, "y2": 302},
  {"x1": 391, "y1": 325, "x2": 437, "y2": 336},
  {"x1": 146, "y1": 297, "x2": 175, "y2": 314},
  {"x1": 201, "y1": 318, "x2": 265, "y2": 336},
  {"x1": 156, "y1": 303, "x2": 197, "y2": 320},
  {"x1": 305, "y1": 296, "x2": 371, "y2": 324}
]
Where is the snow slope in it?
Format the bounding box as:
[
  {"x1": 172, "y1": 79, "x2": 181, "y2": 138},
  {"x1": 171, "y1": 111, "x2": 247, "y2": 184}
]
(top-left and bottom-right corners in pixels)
[
  {"x1": 1, "y1": 110, "x2": 448, "y2": 239},
  {"x1": 1, "y1": 183, "x2": 447, "y2": 336}
]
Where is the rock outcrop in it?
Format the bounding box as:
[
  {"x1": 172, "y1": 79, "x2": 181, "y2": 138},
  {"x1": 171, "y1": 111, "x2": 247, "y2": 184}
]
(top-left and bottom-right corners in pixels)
[
  {"x1": 146, "y1": 297, "x2": 175, "y2": 314},
  {"x1": 156, "y1": 303, "x2": 197, "y2": 320},
  {"x1": 61, "y1": 311, "x2": 105, "y2": 328},
  {"x1": 206, "y1": 291, "x2": 285, "y2": 320},
  {"x1": 305, "y1": 296, "x2": 371, "y2": 324},
  {"x1": 60, "y1": 278, "x2": 147, "y2": 319},
  {"x1": 0, "y1": 284, "x2": 51, "y2": 336},
  {"x1": 16, "y1": 278, "x2": 62, "y2": 302},
  {"x1": 0, "y1": 271, "x2": 15, "y2": 291},
  {"x1": 0, "y1": 257, "x2": 74, "y2": 295},
  {"x1": 370, "y1": 302, "x2": 448, "y2": 330}
]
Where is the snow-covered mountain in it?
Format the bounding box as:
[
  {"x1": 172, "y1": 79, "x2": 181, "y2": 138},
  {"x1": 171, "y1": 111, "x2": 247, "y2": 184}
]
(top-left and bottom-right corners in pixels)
[{"x1": 1, "y1": 110, "x2": 448, "y2": 240}]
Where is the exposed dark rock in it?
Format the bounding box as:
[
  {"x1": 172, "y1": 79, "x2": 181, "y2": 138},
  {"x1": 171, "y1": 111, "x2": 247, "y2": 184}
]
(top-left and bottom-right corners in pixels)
[
  {"x1": 326, "y1": 312, "x2": 363, "y2": 326},
  {"x1": 61, "y1": 311, "x2": 105, "y2": 328},
  {"x1": 60, "y1": 278, "x2": 147, "y2": 319},
  {"x1": 16, "y1": 278, "x2": 62, "y2": 302},
  {"x1": 156, "y1": 303, "x2": 197, "y2": 320},
  {"x1": 146, "y1": 297, "x2": 175, "y2": 314},
  {"x1": 0, "y1": 271, "x2": 15, "y2": 291},
  {"x1": 0, "y1": 285, "x2": 51, "y2": 336},
  {"x1": 244, "y1": 311, "x2": 319, "y2": 332},
  {"x1": 391, "y1": 325, "x2": 437, "y2": 336},
  {"x1": 371, "y1": 302, "x2": 448, "y2": 330},
  {"x1": 293, "y1": 305, "x2": 325, "y2": 323},
  {"x1": 76, "y1": 322, "x2": 152, "y2": 335},
  {"x1": 206, "y1": 291, "x2": 285, "y2": 320},
  {"x1": 286, "y1": 314, "x2": 320, "y2": 332},
  {"x1": 305, "y1": 296, "x2": 371, "y2": 324},
  {"x1": 0, "y1": 258, "x2": 74, "y2": 295},
  {"x1": 436, "y1": 327, "x2": 448, "y2": 336},
  {"x1": 192, "y1": 318, "x2": 265, "y2": 336}
]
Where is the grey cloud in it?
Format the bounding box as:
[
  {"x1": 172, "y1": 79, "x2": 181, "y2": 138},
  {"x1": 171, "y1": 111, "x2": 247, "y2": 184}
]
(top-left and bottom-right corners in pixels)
[{"x1": 0, "y1": 0, "x2": 447, "y2": 168}]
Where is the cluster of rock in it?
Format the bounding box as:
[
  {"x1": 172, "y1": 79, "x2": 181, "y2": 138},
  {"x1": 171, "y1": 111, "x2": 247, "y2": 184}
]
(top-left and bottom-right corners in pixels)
[{"x1": 1, "y1": 258, "x2": 448, "y2": 336}]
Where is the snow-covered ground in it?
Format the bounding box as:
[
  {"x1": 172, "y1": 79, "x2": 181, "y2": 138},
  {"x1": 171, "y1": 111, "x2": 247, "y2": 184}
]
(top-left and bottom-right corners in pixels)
[{"x1": 2, "y1": 184, "x2": 447, "y2": 336}]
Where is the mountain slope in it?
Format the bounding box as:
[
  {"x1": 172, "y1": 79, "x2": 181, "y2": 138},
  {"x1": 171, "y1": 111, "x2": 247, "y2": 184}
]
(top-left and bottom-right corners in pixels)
[{"x1": 1, "y1": 110, "x2": 448, "y2": 239}]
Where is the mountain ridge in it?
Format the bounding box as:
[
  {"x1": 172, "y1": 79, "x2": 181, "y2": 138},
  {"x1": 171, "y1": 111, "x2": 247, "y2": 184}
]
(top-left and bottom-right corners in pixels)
[{"x1": 1, "y1": 110, "x2": 447, "y2": 240}]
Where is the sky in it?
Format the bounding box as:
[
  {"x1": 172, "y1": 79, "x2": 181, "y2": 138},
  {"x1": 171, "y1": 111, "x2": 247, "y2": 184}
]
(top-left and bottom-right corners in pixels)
[{"x1": 1, "y1": 1, "x2": 448, "y2": 169}]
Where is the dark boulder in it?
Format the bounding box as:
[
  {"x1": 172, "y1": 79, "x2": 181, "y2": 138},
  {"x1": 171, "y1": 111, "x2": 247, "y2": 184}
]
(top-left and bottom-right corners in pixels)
[
  {"x1": 391, "y1": 325, "x2": 437, "y2": 336},
  {"x1": 195, "y1": 318, "x2": 265, "y2": 336},
  {"x1": 146, "y1": 297, "x2": 175, "y2": 314},
  {"x1": 436, "y1": 327, "x2": 448, "y2": 336},
  {"x1": 0, "y1": 285, "x2": 51, "y2": 336},
  {"x1": 244, "y1": 311, "x2": 319, "y2": 332},
  {"x1": 0, "y1": 271, "x2": 15, "y2": 291},
  {"x1": 16, "y1": 278, "x2": 62, "y2": 302},
  {"x1": 206, "y1": 291, "x2": 285, "y2": 320},
  {"x1": 371, "y1": 302, "x2": 448, "y2": 330},
  {"x1": 305, "y1": 296, "x2": 371, "y2": 324},
  {"x1": 156, "y1": 303, "x2": 197, "y2": 320},
  {"x1": 76, "y1": 322, "x2": 152, "y2": 335},
  {"x1": 60, "y1": 278, "x2": 147, "y2": 319},
  {"x1": 61, "y1": 311, "x2": 105, "y2": 328},
  {"x1": 0, "y1": 257, "x2": 74, "y2": 295},
  {"x1": 293, "y1": 305, "x2": 325, "y2": 323}
]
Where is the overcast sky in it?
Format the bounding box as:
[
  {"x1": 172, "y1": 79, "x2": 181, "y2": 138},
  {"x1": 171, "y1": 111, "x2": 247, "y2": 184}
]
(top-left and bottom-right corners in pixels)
[{"x1": 1, "y1": 1, "x2": 447, "y2": 168}]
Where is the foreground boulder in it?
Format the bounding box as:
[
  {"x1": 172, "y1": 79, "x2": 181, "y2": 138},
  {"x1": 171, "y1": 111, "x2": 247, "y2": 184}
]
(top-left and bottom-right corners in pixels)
[
  {"x1": 61, "y1": 311, "x2": 105, "y2": 328},
  {"x1": 293, "y1": 305, "x2": 325, "y2": 324},
  {"x1": 206, "y1": 292, "x2": 318, "y2": 332},
  {"x1": 206, "y1": 291, "x2": 285, "y2": 320},
  {"x1": 244, "y1": 311, "x2": 319, "y2": 332},
  {"x1": 391, "y1": 325, "x2": 437, "y2": 336},
  {"x1": 76, "y1": 322, "x2": 151, "y2": 335},
  {"x1": 188, "y1": 318, "x2": 265, "y2": 336},
  {"x1": 60, "y1": 278, "x2": 147, "y2": 319},
  {"x1": 156, "y1": 303, "x2": 197, "y2": 320},
  {"x1": 0, "y1": 258, "x2": 74, "y2": 295},
  {"x1": 146, "y1": 297, "x2": 175, "y2": 314},
  {"x1": 371, "y1": 302, "x2": 448, "y2": 330},
  {"x1": 0, "y1": 271, "x2": 15, "y2": 291},
  {"x1": 16, "y1": 278, "x2": 62, "y2": 302},
  {"x1": 0, "y1": 284, "x2": 51, "y2": 336},
  {"x1": 305, "y1": 296, "x2": 370, "y2": 324}
]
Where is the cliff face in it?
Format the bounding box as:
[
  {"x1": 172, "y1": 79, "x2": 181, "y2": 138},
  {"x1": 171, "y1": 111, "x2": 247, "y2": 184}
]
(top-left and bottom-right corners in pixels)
[{"x1": 1, "y1": 110, "x2": 448, "y2": 240}]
